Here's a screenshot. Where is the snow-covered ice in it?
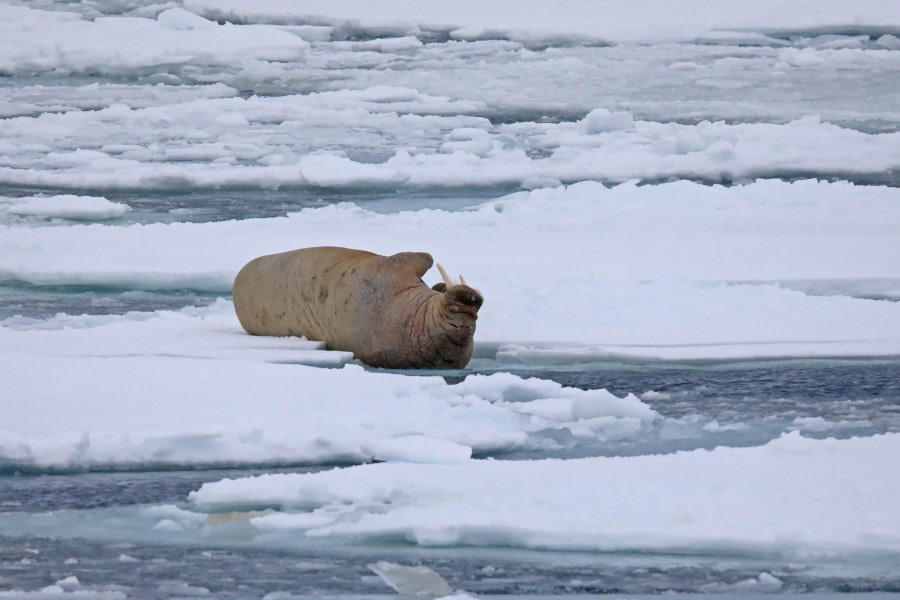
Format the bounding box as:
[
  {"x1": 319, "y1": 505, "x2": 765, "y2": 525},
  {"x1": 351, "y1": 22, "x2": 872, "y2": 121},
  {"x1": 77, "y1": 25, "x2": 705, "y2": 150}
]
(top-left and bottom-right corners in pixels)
[
  {"x1": 0, "y1": 321, "x2": 662, "y2": 470},
  {"x1": 184, "y1": 0, "x2": 900, "y2": 45},
  {"x1": 1, "y1": 0, "x2": 899, "y2": 592},
  {"x1": 0, "y1": 5, "x2": 308, "y2": 76},
  {"x1": 4, "y1": 179, "x2": 900, "y2": 469},
  {"x1": 2, "y1": 96, "x2": 898, "y2": 190},
  {"x1": 186, "y1": 432, "x2": 900, "y2": 557},
  {"x1": 1, "y1": 195, "x2": 130, "y2": 222},
  {"x1": 2, "y1": 179, "x2": 899, "y2": 359}
]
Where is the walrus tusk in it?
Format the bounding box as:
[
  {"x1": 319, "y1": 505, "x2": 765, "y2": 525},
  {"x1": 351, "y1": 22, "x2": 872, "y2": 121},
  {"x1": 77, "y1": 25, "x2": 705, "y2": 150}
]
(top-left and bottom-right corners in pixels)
[
  {"x1": 459, "y1": 274, "x2": 468, "y2": 286},
  {"x1": 436, "y1": 263, "x2": 454, "y2": 288}
]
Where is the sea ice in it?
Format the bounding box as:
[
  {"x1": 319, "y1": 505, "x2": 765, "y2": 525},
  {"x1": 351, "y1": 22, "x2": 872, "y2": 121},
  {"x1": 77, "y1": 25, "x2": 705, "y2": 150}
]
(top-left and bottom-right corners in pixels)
[
  {"x1": 188, "y1": 432, "x2": 900, "y2": 557},
  {"x1": 2, "y1": 179, "x2": 898, "y2": 355},
  {"x1": 1, "y1": 195, "x2": 131, "y2": 222},
  {"x1": 0, "y1": 5, "x2": 308, "y2": 76},
  {"x1": 0, "y1": 304, "x2": 665, "y2": 470},
  {"x1": 184, "y1": 0, "x2": 900, "y2": 45},
  {"x1": 367, "y1": 561, "x2": 454, "y2": 596},
  {"x1": 0, "y1": 0, "x2": 898, "y2": 585},
  {"x1": 2, "y1": 98, "x2": 896, "y2": 190}
]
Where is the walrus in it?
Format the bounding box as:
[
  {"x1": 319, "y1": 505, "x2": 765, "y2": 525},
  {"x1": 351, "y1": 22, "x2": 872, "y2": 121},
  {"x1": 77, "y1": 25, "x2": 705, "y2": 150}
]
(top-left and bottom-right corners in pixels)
[{"x1": 232, "y1": 247, "x2": 483, "y2": 369}]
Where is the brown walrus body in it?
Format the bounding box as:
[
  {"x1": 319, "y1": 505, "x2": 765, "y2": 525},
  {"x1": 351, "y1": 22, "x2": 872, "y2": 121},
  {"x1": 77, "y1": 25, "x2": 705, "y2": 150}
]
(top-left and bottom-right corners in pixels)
[{"x1": 232, "y1": 246, "x2": 483, "y2": 369}]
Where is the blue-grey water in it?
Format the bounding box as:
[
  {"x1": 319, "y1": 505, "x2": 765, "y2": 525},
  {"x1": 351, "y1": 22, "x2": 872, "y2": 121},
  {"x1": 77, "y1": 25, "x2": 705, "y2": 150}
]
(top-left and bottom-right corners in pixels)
[{"x1": 2, "y1": 531, "x2": 899, "y2": 597}]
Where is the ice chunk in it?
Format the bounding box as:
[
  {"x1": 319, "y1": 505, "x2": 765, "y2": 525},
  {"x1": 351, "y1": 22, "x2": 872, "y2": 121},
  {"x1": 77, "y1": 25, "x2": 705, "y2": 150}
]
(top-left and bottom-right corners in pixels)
[
  {"x1": 876, "y1": 34, "x2": 900, "y2": 50},
  {"x1": 368, "y1": 561, "x2": 453, "y2": 596},
  {"x1": 55, "y1": 576, "x2": 80, "y2": 589},
  {"x1": 298, "y1": 154, "x2": 406, "y2": 187},
  {"x1": 157, "y1": 7, "x2": 217, "y2": 31},
  {"x1": 363, "y1": 435, "x2": 473, "y2": 464},
  {"x1": 4, "y1": 195, "x2": 130, "y2": 221},
  {"x1": 580, "y1": 108, "x2": 635, "y2": 133},
  {"x1": 190, "y1": 432, "x2": 900, "y2": 556}
]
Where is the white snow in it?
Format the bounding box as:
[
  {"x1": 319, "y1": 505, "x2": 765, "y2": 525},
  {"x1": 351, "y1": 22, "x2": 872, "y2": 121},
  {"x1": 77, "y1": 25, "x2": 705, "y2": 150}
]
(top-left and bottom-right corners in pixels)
[
  {"x1": 0, "y1": 83, "x2": 238, "y2": 120},
  {"x1": 2, "y1": 179, "x2": 900, "y2": 471},
  {"x1": 0, "y1": 303, "x2": 661, "y2": 469},
  {"x1": 2, "y1": 179, "x2": 898, "y2": 357},
  {"x1": 183, "y1": 431, "x2": 900, "y2": 557},
  {"x1": 1, "y1": 3, "x2": 896, "y2": 196},
  {"x1": 0, "y1": 5, "x2": 308, "y2": 76},
  {"x1": 2, "y1": 96, "x2": 897, "y2": 190},
  {"x1": 1, "y1": 195, "x2": 130, "y2": 221}
]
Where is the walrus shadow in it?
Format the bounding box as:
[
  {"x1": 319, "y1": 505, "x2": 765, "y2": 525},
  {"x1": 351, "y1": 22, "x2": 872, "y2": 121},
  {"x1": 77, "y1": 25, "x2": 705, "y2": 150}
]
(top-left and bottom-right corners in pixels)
[
  {"x1": 359, "y1": 363, "x2": 472, "y2": 384},
  {"x1": 357, "y1": 341, "x2": 503, "y2": 384}
]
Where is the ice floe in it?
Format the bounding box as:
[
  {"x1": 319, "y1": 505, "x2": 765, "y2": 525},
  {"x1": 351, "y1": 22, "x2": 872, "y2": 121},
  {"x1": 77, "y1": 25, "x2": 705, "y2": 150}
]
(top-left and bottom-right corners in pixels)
[
  {"x1": 184, "y1": 431, "x2": 900, "y2": 557},
  {"x1": 0, "y1": 5, "x2": 307, "y2": 76},
  {"x1": 0, "y1": 295, "x2": 895, "y2": 471},
  {"x1": 1, "y1": 195, "x2": 131, "y2": 222},
  {"x1": 0, "y1": 299, "x2": 667, "y2": 470},
  {"x1": 1, "y1": 95, "x2": 897, "y2": 190},
  {"x1": 184, "y1": 0, "x2": 900, "y2": 45},
  {"x1": 2, "y1": 179, "x2": 898, "y2": 353}
]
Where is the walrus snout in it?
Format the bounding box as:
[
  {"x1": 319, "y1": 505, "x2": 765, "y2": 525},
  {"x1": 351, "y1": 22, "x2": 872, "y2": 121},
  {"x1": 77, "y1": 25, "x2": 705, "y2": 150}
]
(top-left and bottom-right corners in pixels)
[
  {"x1": 445, "y1": 285, "x2": 483, "y2": 311},
  {"x1": 433, "y1": 263, "x2": 482, "y2": 313}
]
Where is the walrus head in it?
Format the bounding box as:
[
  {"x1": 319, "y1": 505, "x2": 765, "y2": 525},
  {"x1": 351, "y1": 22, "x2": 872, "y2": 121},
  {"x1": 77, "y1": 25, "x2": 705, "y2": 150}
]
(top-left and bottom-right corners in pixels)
[{"x1": 418, "y1": 263, "x2": 483, "y2": 367}]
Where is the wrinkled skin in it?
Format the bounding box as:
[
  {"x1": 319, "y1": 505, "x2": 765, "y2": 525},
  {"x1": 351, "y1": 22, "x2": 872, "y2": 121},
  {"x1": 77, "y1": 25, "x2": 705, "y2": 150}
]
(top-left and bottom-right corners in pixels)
[{"x1": 232, "y1": 246, "x2": 484, "y2": 369}]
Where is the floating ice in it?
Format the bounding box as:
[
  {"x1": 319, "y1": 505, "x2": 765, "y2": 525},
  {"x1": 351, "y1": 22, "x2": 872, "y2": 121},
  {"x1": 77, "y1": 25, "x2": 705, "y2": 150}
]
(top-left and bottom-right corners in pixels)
[
  {"x1": 1, "y1": 195, "x2": 131, "y2": 222},
  {"x1": 0, "y1": 4, "x2": 308, "y2": 76},
  {"x1": 0, "y1": 360, "x2": 658, "y2": 471},
  {"x1": 0, "y1": 0, "x2": 897, "y2": 593},
  {"x1": 362, "y1": 436, "x2": 473, "y2": 464},
  {"x1": 188, "y1": 432, "x2": 900, "y2": 557},
  {"x1": 367, "y1": 562, "x2": 454, "y2": 596},
  {"x1": 2, "y1": 97, "x2": 897, "y2": 190},
  {"x1": 184, "y1": 0, "x2": 900, "y2": 45},
  {"x1": 2, "y1": 179, "x2": 898, "y2": 355},
  {"x1": 0, "y1": 300, "x2": 675, "y2": 471}
]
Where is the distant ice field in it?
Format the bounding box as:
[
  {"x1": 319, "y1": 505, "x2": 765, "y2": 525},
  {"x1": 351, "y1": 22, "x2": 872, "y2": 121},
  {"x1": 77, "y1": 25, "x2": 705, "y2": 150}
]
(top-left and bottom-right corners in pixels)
[{"x1": 1, "y1": 3, "x2": 898, "y2": 201}]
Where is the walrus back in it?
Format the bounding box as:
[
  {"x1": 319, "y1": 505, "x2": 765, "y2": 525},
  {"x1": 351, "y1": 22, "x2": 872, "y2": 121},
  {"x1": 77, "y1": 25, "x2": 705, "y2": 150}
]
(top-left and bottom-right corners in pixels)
[{"x1": 232, "y1": 246, "x2": 374, "y2": 341}]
